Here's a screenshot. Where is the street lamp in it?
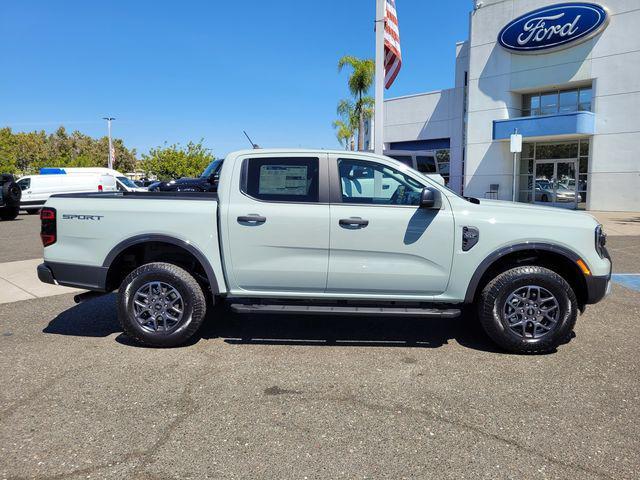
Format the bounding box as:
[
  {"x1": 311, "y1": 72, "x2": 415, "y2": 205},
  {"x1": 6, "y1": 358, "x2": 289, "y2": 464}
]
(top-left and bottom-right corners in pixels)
[{"x1": 102, "y1": 117, "x2": 116, "y2": 169}]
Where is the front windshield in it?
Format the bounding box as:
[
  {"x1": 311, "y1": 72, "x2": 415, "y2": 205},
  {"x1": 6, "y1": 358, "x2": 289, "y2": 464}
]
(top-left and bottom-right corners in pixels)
[
  {"x1": 201, "y1": 159, "x2": 223, "y2": 178},
  {"x1": 117, "y1": 176, "x2": 138, "y2": 188}
]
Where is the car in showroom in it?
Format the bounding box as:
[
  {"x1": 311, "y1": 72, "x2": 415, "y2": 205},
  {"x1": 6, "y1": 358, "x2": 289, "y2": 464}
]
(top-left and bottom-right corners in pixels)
[{"x1": 37, "y1": 149, "x2": 611, "y2": 353}]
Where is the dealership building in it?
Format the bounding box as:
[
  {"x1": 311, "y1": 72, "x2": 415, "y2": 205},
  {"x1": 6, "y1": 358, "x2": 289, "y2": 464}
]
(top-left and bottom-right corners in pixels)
[{"x1": 366, "y1": 0, "x2": 640, "y2": 211}]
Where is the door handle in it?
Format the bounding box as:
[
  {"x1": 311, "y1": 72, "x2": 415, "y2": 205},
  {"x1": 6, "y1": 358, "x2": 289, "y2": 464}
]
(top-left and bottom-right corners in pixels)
[
  {"x1": 339, "y1": 218, "x2": 369, "y2": 229},
  {"x1": 237, "y1": 215, "x2": 266, "y2": 224}
]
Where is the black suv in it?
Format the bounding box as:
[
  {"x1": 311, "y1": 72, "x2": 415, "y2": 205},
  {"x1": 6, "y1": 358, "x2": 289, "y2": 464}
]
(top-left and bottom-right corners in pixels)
[
  {"x1": 148, "y1": 159, "x2": 223, "y2": 192},
  {"x1": 0, "y1": 174, "x2": 22, "y2": 221}
]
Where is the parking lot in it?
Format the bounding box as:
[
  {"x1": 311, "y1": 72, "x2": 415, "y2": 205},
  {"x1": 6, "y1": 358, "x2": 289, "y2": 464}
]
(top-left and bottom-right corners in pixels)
[{"x1": 0, "y1": 213, "x2": 639, "y2": 479}]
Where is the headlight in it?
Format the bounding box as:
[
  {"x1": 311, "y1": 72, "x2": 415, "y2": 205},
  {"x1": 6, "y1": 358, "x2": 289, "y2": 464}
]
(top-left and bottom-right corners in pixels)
[{"x1": 595, "y1": 225, "x2": 607, "y2": 259}]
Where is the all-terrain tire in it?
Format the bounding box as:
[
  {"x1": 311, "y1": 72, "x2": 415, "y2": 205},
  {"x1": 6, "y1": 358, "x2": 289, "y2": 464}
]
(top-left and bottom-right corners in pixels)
[
  {"x1": 0, "y1": 207, "x2": 19, "y2": 221},
  {"x1": 117, "y1": 262, "x2": 207, "y2": 347},
  {"x1": 478, "y1": 266, "x2": 577, "y2": 354}
]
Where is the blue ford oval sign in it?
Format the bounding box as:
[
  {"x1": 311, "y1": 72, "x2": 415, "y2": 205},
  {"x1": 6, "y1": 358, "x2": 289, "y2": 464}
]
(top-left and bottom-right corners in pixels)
[{"x1": 498, "y1": 3, "x2": 609, "y2": 54}]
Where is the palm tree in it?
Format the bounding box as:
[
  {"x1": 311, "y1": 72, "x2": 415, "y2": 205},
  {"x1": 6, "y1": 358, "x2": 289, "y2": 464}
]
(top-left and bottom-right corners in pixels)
[
  {"x1": 337, "y1": 55, "x2": 375, "y2": 150},
  {"x1": 332, "y1": 119, "x2": 354, "y2": 150}
]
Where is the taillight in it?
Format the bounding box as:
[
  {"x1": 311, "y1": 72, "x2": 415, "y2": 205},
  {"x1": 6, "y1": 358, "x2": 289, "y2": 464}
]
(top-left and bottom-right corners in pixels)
[
  {"x1": 98, "y1": 184, "x2": 103, "y2": 192},
  {"x1": 40, "y1": 207, "x2": 57, "y2": 247}
]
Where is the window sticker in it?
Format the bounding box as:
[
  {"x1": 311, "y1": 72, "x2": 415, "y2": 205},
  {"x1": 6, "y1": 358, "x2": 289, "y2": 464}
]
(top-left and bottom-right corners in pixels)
[{"x1": 258, "y1": 165, "x2": 308, "y2": 195}]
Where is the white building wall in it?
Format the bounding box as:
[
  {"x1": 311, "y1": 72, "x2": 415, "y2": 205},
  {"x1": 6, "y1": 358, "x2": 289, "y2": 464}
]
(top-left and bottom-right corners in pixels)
[{"x1": 465, "y1": 0, "x2": 640, "y2": 211}]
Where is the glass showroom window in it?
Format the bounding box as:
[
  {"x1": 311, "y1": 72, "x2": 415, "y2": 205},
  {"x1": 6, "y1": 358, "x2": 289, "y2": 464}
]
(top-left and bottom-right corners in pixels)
[
  {"x1": 517, "y1": 140, "x2": 590, "y2": 210},
  {"x1": 435, "y1": 149, "x2": 450, "y2": 184},
  {"x1": 522, "y1": 86, "x2": 592, "y2": 117}
]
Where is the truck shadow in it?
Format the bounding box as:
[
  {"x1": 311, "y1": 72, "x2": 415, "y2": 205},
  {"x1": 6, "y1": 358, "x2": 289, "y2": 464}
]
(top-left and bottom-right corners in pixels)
[
  {"x1": 43, "y1": 296, "x2": 505, "y2": 353},
  {"x1": 200, "y1": 306, "x2": 503, "y2": 352}
]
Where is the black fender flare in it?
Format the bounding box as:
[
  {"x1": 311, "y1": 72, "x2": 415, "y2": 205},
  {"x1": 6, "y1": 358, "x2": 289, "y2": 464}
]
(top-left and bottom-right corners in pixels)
[
  {"x1": 103, "y1": 234, "x2": 220, "y2": 294},
  {"x1": 464, "y1": 242, "x2": 583, "y2": 304}
]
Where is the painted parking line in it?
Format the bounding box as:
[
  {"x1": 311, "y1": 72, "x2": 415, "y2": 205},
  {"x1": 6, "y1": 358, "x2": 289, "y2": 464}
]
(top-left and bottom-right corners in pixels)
[{"x1": 611, "y1": 274, "x2": 640, "y2": 292}]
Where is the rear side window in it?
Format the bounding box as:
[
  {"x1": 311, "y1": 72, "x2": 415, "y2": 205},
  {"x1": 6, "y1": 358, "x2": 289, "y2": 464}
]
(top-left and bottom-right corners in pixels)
[{"x1": 244, "y1": 157, "x2": 319, "y2": 202}]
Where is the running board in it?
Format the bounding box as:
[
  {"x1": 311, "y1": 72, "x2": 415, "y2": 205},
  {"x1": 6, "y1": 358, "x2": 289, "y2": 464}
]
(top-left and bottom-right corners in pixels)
[{"x1": 229, "y1": 303, "x2": 461, "y2": 318}]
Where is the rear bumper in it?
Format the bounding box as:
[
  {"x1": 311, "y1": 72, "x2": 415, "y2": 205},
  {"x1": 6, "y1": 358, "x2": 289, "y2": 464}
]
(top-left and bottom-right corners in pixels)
[{"x1": 37, "y1": 262, "x2": 108, "y2": 292}]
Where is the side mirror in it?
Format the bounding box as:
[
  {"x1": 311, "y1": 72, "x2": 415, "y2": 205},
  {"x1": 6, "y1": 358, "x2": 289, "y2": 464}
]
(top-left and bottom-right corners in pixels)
[{"x1": 420, "y1": 187, "x2": 442, "y2": 209}]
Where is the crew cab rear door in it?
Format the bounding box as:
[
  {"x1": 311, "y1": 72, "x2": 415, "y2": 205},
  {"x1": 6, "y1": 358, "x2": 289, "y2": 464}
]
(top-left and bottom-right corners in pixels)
[
  {"x1": 224, "y1": 153, "x2": 330, "y2": 293},
  {"x1": 327, "y1": 154, "x2": 454, "y2": 296}
]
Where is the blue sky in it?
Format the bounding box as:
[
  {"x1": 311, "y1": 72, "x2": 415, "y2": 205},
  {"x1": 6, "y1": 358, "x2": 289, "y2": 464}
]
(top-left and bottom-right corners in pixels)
[{"x1": 0, "y1": 1, "x2": 470, "y2": 157}]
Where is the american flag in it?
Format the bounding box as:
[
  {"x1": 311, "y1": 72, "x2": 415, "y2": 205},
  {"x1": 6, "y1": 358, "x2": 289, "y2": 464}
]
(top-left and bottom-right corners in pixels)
[{"x1": 384, "y1": 0, "x2": 401, "y2": 89}]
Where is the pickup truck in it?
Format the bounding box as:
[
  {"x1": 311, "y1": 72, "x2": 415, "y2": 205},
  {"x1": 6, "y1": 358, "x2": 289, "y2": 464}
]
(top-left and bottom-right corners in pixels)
[{"x1": 37, "y1": 149, "x2": 611, "y2": 353}]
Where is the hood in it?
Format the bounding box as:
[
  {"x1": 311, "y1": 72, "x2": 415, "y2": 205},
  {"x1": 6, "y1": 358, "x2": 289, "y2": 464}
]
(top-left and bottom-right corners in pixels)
[{"x1": 477, "y1": 198, "x2": 597, "y2": 222}]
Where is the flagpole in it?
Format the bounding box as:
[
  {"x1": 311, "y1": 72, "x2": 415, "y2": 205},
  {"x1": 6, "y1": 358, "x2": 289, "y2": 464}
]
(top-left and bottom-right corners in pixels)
[{"x1": 374, "y1": 0, "x2": 385, "y2": 155}]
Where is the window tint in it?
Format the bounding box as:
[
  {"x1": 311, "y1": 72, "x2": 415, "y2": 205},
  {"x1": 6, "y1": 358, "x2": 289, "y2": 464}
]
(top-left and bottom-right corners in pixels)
[
  {"x1": 338, "y1": 158, "x2": 423, "y2": 206},
  {"x1": 244, "y1": 157, "x2": 319, "y2": 202},
  {"x1": 17, "y1": 178, "x2": 30, "y2": 190}
]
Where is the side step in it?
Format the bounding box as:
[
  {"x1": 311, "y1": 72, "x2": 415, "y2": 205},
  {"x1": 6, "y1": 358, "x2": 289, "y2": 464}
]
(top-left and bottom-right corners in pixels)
[{"x1": 229, "y1": 303, "x2": 461, "y2": 318}]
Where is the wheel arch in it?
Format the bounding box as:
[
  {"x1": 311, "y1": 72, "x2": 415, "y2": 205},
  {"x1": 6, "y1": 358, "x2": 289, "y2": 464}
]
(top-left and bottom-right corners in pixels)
[
  {"x1": 103, "y1": 234, "x2": 220, "y2": 295},
  {"x1": 465, "y1": 243, "x2": 589, "y2": 308}
]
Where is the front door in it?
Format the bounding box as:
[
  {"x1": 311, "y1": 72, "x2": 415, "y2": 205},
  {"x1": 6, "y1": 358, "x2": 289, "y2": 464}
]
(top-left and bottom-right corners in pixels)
[
  {"x1": 225, "y1": 154, "x2": 330, "y2": 293},
  {"x1": 327, "y1": 156, "x2": 455, "y2": 296},
  {"x1": 534, "y1": 160, "x2": 579, "y2": 209}
]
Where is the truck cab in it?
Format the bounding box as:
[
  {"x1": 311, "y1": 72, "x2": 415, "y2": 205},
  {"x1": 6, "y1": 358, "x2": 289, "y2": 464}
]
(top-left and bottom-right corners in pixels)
[{"x1": 37, "y1": 149, "x2": 612, "y2": 353}]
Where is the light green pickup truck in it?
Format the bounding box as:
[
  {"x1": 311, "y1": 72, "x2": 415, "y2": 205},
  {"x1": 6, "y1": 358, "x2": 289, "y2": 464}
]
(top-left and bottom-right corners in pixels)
[{"x1": 37, "y1": 149, "x2": 611, "y2": 353}]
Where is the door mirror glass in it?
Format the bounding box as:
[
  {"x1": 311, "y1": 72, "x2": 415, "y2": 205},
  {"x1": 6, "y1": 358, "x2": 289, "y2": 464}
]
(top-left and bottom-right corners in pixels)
[{"x1": 420, "y1": 187, "x2": 441, "y2": 209}]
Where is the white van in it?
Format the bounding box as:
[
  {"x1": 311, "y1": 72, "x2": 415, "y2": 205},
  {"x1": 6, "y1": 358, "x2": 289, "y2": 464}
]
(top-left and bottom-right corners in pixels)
[
  {"x1": 17, "y1": 174, "x2": 117, "y2": 214},
  {"x1": 59, "y1": 168, "x2": 146, "y2": 192}
]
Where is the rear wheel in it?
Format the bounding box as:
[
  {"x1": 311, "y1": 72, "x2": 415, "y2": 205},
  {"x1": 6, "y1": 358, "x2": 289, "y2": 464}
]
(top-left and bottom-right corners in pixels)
[
  {"x1": 478, "y1": 266, "x2": 577, "y2": 354},
  {"x1": 117, "y1": 262, "x2": 207, "y2": 347},
  {"x1": 0, "y1": 207, "x2": 19, "y2": 221},
  {"x1": 26, "y1": 208, "x2": 40, "y2": 215}
]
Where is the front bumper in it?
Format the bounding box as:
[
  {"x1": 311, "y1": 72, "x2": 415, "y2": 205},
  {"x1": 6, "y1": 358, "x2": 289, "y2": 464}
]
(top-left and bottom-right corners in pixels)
[
  {"x1": 37, "y1": 262, "x2": 108, "y2": 291},
  {"x1": 584, "y1": 245, "x2": 612, "y2": 304},
  {"x1": 585, "y1": 275, "x2": 611, "y2": 304}
]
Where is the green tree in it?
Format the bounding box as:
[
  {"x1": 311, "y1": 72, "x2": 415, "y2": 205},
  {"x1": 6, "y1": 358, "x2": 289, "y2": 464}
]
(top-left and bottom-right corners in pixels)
[
  {"x1": 337, "y1": 55, "x2": 375, "y2": 150},
  {"x1": 141, "y1": 140, "x2": 214, "y2": 180},
  {"x1": 0, "y1": 126, "x2": 138, "y2": 175}
]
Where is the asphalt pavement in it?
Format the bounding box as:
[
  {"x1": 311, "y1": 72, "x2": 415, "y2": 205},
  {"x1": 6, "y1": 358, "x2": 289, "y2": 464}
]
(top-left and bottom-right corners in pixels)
[
  {"x1": 0, "y1": 260, "x2": 638, "y2": 478},
  {"x1": 0, "y1": 213, "x2": 43, "y2": 264}
]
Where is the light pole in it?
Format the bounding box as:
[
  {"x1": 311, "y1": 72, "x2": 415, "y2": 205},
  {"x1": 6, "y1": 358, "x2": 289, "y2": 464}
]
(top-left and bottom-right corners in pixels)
[{"x1": 102, "y1": 117, "x2": 115, "y2": 169}]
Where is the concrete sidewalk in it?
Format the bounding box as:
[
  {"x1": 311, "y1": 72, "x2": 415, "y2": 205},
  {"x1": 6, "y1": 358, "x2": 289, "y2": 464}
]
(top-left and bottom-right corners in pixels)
[
  {"x1": 0, "y1": 258, "x2": 81, "y2": 304},
  {"x1": 590, "y1": 211, "x2": 640, "y2": 236}
]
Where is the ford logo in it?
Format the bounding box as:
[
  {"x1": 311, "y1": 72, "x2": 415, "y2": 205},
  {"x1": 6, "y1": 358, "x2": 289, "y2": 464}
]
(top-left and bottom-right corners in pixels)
[{"x1": 498, "y1": 3, "x2": 609, "y2": 54}]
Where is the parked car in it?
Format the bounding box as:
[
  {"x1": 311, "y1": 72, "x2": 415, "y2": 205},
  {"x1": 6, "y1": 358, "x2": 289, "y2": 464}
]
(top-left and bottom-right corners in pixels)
[
  {"x1": 147, "y1": 160, "x2": 223, "y2": 192},
  {"x1": 0, "y1": 174, "x2": 22, "y2": 220},
  {"x1": 535, "y1": 179, "x2": 582, "y2": 203},
  {"x1": 37, "y1": 149, "x2": 611, "y2": 353},
  {"x1": 134, "y1": 179, "x2": 156, "y2": 188},
  {"x1": 17, "y1": 173, "x2": 117, "y2": 214}
]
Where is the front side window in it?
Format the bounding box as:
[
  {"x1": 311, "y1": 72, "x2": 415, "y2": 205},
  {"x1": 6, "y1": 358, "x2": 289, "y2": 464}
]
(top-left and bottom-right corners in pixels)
[
  {"x1": 338, "y1": 158, "x2": 423, "y2": 206},
  {"x1": 17, "y1": 178, "x2": 30, "y2": 190},
  {"x1": 244, "y1": 157, "x2": 319, "y2": 202}
]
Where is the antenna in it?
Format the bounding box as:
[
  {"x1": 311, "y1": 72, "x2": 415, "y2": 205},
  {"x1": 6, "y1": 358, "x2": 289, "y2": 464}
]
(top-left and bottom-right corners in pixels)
[{"x1": 243, "y1": 130, "x2": 260, "y2": 149}]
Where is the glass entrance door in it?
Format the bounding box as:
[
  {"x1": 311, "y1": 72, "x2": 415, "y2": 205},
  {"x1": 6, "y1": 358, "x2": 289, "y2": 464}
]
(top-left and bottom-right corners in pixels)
[{"x1": 534, "y1": 160, "x2": 579, "y2": 209}]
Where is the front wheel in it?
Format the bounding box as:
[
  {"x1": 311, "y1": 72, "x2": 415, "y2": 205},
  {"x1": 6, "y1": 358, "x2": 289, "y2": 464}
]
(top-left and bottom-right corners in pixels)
[
  {"x1": 478, "y1": 266, "x2": 577, "y2": 354},
  {"x1": 117, "y1": 262, "x2": 207, "y2": 347}
]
